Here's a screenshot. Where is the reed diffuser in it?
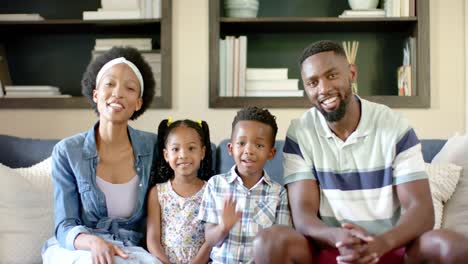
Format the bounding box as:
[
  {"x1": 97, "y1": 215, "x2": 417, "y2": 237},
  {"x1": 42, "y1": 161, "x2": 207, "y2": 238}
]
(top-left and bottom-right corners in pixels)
[{"x1": 343, "y1": 40, "x2": 359, "y2": 94}]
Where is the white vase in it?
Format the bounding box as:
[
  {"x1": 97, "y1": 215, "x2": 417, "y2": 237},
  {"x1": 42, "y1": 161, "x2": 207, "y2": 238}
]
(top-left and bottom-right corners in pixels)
[
  {"x1": 348, "y1": 0, "x2": 379, "y2": 10},
  {"x1": 225, "y1": 0, "x2": 259, "y2": 18}
]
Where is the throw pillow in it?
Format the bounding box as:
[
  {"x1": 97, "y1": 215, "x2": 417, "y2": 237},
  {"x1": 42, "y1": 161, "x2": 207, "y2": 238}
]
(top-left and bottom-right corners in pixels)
[
  {"x1": 432, "y1": 134, "x2": 468, "y2": 236},
  {"x1": 425, "y1": 163, "x2": 462, "y2": 229},
  {"x1": 0, "y1": 163, "x2": 54, "y2": 264},
  {"x1": 15, "y1": 157, "x2": 53, "y2": 195}
]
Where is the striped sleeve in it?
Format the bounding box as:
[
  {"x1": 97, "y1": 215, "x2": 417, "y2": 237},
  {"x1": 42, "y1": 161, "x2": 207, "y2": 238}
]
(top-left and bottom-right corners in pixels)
[
  {"x1": 392, "y1": 128, "x2": 427, "y2": 185},
  {"x1": 283, "y1": 122, "x2": 315, "y2": 185}
]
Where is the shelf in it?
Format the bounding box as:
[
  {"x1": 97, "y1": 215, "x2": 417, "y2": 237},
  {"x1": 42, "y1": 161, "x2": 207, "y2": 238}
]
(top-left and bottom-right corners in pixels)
[
  {"x1": 220, "y1": 17, "x2": 417, "y2": 33},
  {"x1": 209, "y1": 0, "x2": 430, "y2": 109},
  {"x1": 0, "y1": 0, "x2": 172, "y2": 109},
  {"x1": 0, "y1": 96, "x2": 167, "y2": 109},
  {"x1": 209, "y1": 95, "x2": 429, "y2": 109},
  {"x1": 0, "y1": 19, "x2": 162, "y2": 34}
]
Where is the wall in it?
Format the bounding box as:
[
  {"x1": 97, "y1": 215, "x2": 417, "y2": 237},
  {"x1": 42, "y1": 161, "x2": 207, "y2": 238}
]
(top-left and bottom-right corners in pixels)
[{"x1": 0, "y1": 0, "x2": 465, "y2": 144}]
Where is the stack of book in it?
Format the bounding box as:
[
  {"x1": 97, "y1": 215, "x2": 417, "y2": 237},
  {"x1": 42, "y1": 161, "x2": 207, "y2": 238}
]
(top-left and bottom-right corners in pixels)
[
  {"x1": 384, "y1": 0, "x2": 415, "y2": 17},
  {"x1": 94, "y1": 38, "x2": 153, "y2": 51},
  {"x1": 92, "y1": 38, "x2": 162, "y2": 96},
  {"x1": 0, "y1": 14, "x2": 44, "y2": 21},
  {"x1": 2, "y1": 85, "x2": 70, "y2": 98},
  {"x1": 219, "y1": 35, "x2": 247, "y2": 97},
  {"x1": 245, "y1": 68, "x2": 303, "y2": 97},
  {"x1": 83, "y1": 0, "x2": 161, "y2": 20},
  {"x1": 339, "y1": 9, "x2": 385, "y2": 18},
  {"x1": 218, "y1": 35, "x2": 303, "y2": 97}
]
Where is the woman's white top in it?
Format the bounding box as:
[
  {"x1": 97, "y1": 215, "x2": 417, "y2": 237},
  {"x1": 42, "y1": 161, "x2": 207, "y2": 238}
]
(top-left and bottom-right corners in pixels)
[{"x1": 96, "y1": 175, "x2": 139, "y2": 218}]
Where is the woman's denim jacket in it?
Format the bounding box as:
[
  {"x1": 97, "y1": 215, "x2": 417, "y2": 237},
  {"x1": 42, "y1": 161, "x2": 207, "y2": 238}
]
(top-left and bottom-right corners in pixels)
[{"x1": 50, "y1": 123, "x2": 157, "y2": 250}]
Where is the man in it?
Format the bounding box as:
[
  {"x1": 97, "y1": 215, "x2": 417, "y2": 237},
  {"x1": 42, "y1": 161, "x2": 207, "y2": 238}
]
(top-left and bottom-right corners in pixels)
[{"x1": 253, "y1": 40, "x2": 468, "y2": 264}]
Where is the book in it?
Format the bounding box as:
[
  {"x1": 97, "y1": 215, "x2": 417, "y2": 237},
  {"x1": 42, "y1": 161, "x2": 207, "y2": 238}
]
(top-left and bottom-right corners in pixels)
[
  {"x1": 153, "y1": 0, "x2": 161, "y2": 18},
  {"x1": 101, "y1": 0, "x2": 140, "y2": 10},
  {"x1": 0, "y1": 45, "x2": 12, "y2": 96},
  {"x1": 397, "y1": 65, "x2": 411, "y2": 96},
  {"x1": 82, "y1": 10, "x2": 141, "y2": 20},
  {"x1": 219, "y1": 39, "x2": 226, "y2": 96},
  {"x1": 3, "y1": 94, "x2": 72, "y2": 98},
  {"x1": 233, "y1": 37, "x2": 240, "y2": 96},
  {"x1": 409, "y1": 0, "x2": 416, "y2": 16},
  {"x1": 225, "y1": 36, "x2": 234, "y2": 97},
  {"x1": 238, "y1": 36, "x2": 247, "y2": 96},
  {"x1": 5, "y1": 85, "x2": 59, "y2": 92},
  {"x1": 246, "y1": 68, "x2": 288, "y2": 80},
  {"x1": 400, "y1": 0, "x2": 410, "y2": 17},
  {"x1": 94, "y1": 38, "x2": 152, "y2": 51},
  {"x1": 339, "y1": 9, "x2": 385, "y2": 18},
  {"x1": 245, "y1": 90, "x2": 304, "y2": 97},
  {"x1": 0, "y1": 13, "x2": 44, "y2": 21},
  {"x1": 246, "y1": 79, "x2": 299, "y2": 91}
]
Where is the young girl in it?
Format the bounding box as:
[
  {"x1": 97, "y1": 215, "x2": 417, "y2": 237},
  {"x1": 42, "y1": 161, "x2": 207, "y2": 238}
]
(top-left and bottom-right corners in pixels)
[{"x1": 147, "y1": 118, "x2": 214, "y2": 264}]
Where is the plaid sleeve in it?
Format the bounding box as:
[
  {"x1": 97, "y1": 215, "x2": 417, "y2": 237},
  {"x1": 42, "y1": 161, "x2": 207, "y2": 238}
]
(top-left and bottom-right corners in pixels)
[
  {"x1": 274, "y1": 186, "x2": 292, "y2": 227},
  {"x1": 197, "y1": 178, "x2": 220, "y2": 224}
]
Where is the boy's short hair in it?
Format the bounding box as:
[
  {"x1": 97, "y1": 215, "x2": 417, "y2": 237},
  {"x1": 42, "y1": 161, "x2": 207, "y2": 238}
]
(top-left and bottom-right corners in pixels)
[
  {"x1": 298, "y1": 40, "x2": 347, "y2": 67},
  {"x1": 231, "y1": 106, "x2": 278, "y2": 145}
]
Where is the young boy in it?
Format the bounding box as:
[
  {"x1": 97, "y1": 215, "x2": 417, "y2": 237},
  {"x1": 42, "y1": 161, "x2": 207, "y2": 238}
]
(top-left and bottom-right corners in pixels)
[{"x1": 197, "y1": 106, "x2": 291, "y2": 264}]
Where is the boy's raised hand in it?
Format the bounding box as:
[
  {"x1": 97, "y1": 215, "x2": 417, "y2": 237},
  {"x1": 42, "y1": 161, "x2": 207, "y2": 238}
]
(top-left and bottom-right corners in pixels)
[{"x1": 220, "y1": 195, "x2": 242, "y2": 233}]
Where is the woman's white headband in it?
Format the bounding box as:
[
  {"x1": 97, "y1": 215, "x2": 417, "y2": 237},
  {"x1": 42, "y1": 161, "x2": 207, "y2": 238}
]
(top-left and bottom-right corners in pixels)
[{"x1": 96, "y1": 57, "x2": 144, "y2": 97}]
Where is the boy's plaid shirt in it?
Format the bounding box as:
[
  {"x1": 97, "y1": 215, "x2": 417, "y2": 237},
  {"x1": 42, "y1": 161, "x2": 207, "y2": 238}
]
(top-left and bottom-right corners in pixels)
[{"x1": 198, "y1": 166, "x2": 291, "y2": 264}]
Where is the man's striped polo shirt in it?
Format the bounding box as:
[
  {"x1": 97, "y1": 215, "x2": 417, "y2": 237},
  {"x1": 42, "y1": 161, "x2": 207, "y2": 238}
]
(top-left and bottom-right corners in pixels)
[{"x1": 283, "y1": 98, "x2": 427, "y2": 235}]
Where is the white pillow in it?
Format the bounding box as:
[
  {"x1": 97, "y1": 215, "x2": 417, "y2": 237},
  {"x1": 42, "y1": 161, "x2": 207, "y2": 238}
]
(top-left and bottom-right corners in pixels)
[
  {"x1": 425, "y1": 163, "x2": 462, "y2": 229},
  {"x1": 15, "y1": 157, "x2": 53, "y2": 194},
  {"x1": 432, "y1": 134, "x2": 468, "y2": 236},
  {"x1": 0, "y1": 163, "x2": 54, "y2": 264}
]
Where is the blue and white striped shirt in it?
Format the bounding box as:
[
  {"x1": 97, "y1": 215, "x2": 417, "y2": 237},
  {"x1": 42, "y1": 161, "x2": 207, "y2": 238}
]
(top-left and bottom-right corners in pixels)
[{"x1": 283, "y1": 98, "x2": 427, "y2": 235}]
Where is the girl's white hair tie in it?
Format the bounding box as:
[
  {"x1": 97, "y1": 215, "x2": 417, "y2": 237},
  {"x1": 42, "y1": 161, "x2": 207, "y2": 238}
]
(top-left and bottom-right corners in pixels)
[{"x1": 96, "y1": 57, "x2": 144, "y2": 97}]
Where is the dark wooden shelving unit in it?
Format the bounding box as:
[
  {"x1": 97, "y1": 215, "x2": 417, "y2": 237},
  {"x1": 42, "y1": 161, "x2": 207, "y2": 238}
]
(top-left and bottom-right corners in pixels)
[
  {"x1": 209, "y1": 0, "x2": 430, "y2": 108},
  {"x1": 0, "y1": 0, "x2": 172, "y2": 109}
]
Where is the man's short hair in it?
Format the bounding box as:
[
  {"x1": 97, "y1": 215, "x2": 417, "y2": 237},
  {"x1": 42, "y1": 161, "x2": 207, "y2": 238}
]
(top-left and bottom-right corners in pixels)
[{"x1": 298, "y1": 40, "x2": 347, "y2": 67}]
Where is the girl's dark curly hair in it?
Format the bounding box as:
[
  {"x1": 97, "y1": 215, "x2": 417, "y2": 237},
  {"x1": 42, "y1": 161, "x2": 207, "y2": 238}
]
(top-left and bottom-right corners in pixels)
[
  {"x1": 81, "y1": 46, "x2": 156, "y2": 120},
  {"x1": 150, "y1": 119, "x2": 214, "y2": 186}
]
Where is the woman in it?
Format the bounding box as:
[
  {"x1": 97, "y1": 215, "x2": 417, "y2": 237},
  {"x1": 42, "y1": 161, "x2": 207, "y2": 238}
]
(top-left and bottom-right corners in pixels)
[{"x1": 42, "y1": 47, "x2": 161, "y2": 264}]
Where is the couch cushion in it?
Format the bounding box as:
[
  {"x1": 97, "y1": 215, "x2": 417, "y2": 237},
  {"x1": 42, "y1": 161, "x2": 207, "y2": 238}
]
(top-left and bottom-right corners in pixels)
[
  {"x1": 425, "y1": 162, "x2": 462, "y2": 229},
  {"x1": 420, "y1": 139, "x2": 447, "y2": 163},
  {"x1": 216, "y1": 139, "x2": 285, "y2": 185},
  {"x1": 0, "y1": 134, "x2": 58, "y2": 168},
  {"x1": 0, "y1": 162, "x2": 53, "y2": 264},
  {"x1": 432, "y1": 134, "x2": 468, "y2": 236}
]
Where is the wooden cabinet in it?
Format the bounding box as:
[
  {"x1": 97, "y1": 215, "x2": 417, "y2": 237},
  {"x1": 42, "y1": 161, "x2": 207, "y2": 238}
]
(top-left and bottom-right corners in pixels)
[
  {"x1": 0, "y1": 0, "x2": 171, "y2": 109},
  {"x1": 209, "y1": 0, "x2": 429, "y2": 108}
]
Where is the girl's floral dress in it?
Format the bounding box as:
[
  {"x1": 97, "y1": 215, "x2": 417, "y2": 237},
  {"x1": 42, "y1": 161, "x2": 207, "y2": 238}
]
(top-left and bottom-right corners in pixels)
[{"x1": 157, "y1": 181, "x2": 206, "y2": 264}]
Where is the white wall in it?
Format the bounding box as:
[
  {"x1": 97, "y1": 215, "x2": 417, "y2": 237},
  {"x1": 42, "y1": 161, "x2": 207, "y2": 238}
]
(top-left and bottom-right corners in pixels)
[{"x1": 0, "y1": 0, "x2": 465, "y2": 144}]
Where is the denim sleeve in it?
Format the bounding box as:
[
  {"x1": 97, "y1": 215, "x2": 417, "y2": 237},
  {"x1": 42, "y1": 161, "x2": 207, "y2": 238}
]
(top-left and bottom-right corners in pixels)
[{"x1": 52, "y1": 143, "x2": 90, "y2": 250}]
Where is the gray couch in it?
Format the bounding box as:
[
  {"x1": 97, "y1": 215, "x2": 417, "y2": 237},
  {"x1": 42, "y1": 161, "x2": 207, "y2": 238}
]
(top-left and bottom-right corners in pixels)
[
  {"x1": 0, "y1": 135, "x2": 446, "y2": 183},
  {"x1": 0, "y1": 134, "x2": 452, "y2": 264},
  {"x1": 1, "y1": 134, "x2": 447, "y2": 183}
]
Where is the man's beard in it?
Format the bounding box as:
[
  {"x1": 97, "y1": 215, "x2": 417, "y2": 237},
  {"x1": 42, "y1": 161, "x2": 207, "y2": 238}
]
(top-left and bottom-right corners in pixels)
[{"x1": 317, "y1": 83, "x2": 352, "y2": 122}]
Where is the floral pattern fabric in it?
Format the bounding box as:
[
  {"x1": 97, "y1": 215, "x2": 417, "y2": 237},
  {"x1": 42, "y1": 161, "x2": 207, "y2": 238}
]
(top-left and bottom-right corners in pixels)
[{"x1": 157, "y1": 181, "x2": 206, "y2": 264}]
